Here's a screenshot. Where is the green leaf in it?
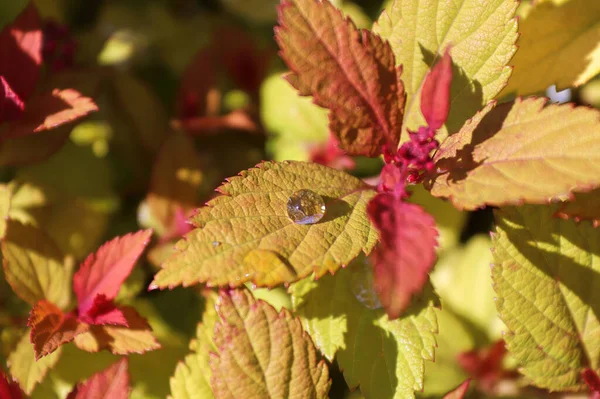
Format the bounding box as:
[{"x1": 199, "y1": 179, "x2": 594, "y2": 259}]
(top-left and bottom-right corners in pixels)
[
  {"x1": 152, "y1": 161, "x2": 378, "y2": 289},
  {"x1": 8, "y1": 331, "x2": 62, "y2": 394},
  {"x1": 500, "y1": 0, "x2": 600, "y2": 96},
  {"x1": 374, "y1": 0, "x2": 518, "y2": 135},
  {"x1": 492, "y1": 205, "x2": 600, "y2": 390},
  {"x1": 261, "y1": 73, "x2": 329, "y2": 162},
  {"x1": 1, "y1": 220, "x2": 72, "y2": 309},
  {"x1": 210, "y1": 289, "x2": 331, "y2": 399},
  {"x1": 431, "y1": 235, "x2": 502, "y2": 338},
  {"x1": 0, "y1": 184, "x2": 11, "y2": 239},
  {"x1": 169, "y1": 293, "x2": 218, "y2": 399},
  {"x1": 428, "y1": 98, "x2": 600, "y2": 210},
  {"x1": 291, "y1": 258, "x2": 438, "y2": 398}
]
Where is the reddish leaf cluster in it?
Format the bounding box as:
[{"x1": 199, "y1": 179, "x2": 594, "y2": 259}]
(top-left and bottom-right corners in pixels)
[
  {"x1": 42, "y1": 20, "x2": 77, "y2": 73},
  {"x1": 457, "y1": 340, "x2": 514, "y2": 393},
  {"x1": 27, "y1": 229, "x2": 159, "y2": 359},
  {"x1": 0, "y1": 3, "x2": 97, "y2": 143},
  {"x1": 366, "y1": 50, "x2": 452, "y2": 319},
  {"x1": 1, "y1": 358, "x2": 130, "y2": 399}
]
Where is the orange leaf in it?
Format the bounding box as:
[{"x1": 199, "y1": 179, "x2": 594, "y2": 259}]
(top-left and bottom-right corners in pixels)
[
  {"x1": 442, "y1": 379, "x2": 471, "y2": 399},
  {"x1": 67, "y1": 358, "x2": 130, "y2": 399},
  {"x1": 73, "y1": 306, "x2": 160, "y2": 355},
  {"x1": 276, "y1": 0, "x2": 405, "y2": 157},
  {"x1": 28, "y1": 300, "x2": 88, "y2": 360}
]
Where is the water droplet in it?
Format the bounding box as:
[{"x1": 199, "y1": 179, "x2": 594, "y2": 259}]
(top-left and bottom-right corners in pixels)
[
  {"x1": 286, "y1": 189, "x2": 326, "y2": 225},
  {"x1": 212, "y1": 241, "x2": 221, "y2": 247},
  {"x1": 349, "y1": 255, "x2": 382, "y2": 310}
]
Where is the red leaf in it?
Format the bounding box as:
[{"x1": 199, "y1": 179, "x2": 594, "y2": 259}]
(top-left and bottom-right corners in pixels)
[
  {"x1": 367, "y1": 194, "x2": 438, "y2": 319},
  {"x1": 0, "y1": 76, "x2": 25, "y2": 122},
  {"x1": 176, "y1": 47, "x2": 218, "y2": 119},
  {"x1": 310, "y1": 134, "x2": 355, "y2": 171},
  {"x1": 421, "y1": 48, "x2": 453, "y2": 130},
  {"x1": 583, "y1": 369, "x2": 600, "y2": 393},
  {"x1": 28, "y1": 300, "x2": 89, "y2": 359},
  {"x1": 458, "y1": 340, "x2": 508, "y2": 392},
  {"x1": 78, "y1": 294, "x2": 128, "y2": 327},
  {"x1": 276, "y1": 0, "x2": 406, "y2": 157},
  {"x1": 72, "y1": 230, "x2": 152, "y2": 317},
  {"x1": 442, "y1": 379, "x2": 471, "y2": 399},
  {"x1": 67, "y1": 358, "x2": 130, "y2": 399},
  {"x1": 174, "y1": 109, "x2": 259, "y2": 136},
  {"x1": 0, "y1": 369, "x2": 25, "y2": 399},
  {"x1": 0, "y1": 3, "x2": 42, "y2": 101},
  {"x1": 4, "y1": 89, "x2": 98, "y2": 140}
]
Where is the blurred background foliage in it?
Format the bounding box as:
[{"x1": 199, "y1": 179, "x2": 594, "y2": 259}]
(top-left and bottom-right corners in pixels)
[{"x1": 0, "y1": 0, "x2": 597, "y2": 398}]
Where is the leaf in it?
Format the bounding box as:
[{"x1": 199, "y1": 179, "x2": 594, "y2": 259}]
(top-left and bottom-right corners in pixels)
[
  {"x1": 260, "y1": 73, "x2": 329, "y2": 162},
  {"x1": 420, "y1": 48, "x2": 452, "y2": 130},
  {"x1": 73, "y1": 306, "x2": 160, "y2": 355},
  {"x1": 0, "y1": 2, "x2": 42, "y2": 102},
  {"x1": 78, "y1": 294, "x2": 128, "y2": 326},
  {"x1": 442, "y1": 379, "x2": 471, "y2": 399},
  {"x1": 556, "y1": 189, "x2": 600, "y2": 226},
  {"x1": 28, "y1": 299, "x2": 88, "y2": 359},
  {"x1": 73, "y1": 229, "x2": 152, "y2": 317},
  {"x1": 169, "y1": 292, "x2": 218, "y2": 399},
  {"x1": 291, "y1": 261, "x2": 438, "y2": 398},
  {"x1": 374, "y1": 0, "x2": 518, "y2": 135},
  {"x1": 500, "y1": 0, "x2": 600, "y2": 96},
  {"x1": 1, "y1": 220, "x2": 71, "y2": 309},
  {"x1": 108, "y1": 72, "x2": 168, "y2": 153},
  {"x1": 428, "y1": 98, "x2": 600, "y2": 210},
  {"x1": 8, "y1": 331, "x2": 62, "y2": 394},
  {"x1": 146, "y1": 132, "x2": 203, "y2": 237},
  {"x1": 151, "y1": 161, "x2": 378, "y2": 289},
  {"x1": 0, "y1": 369, "x2": 25, "y2": 399},
  {"x1": 1, "y1": 75, "x2": 25, "y2": 121},
  {"x1": 431, "y1": 235, "x2": 501, "y2": 337},
  {"x1": 68, "y1": 358, "x2": 130, "y2": 399},
  {"x1": 209, "y1": 289, "x2": 330, "y2": 399},
  {"x1": 5, "y1": 89, "x2": 98, "y2": 140},
  {"x1": 0, "y1": 183, "x2": 10, "y2": 238},
  {"x1": 367, "y1": 194, "x2": 438, "y2": 319},
  {"x1": 275, "y1": 0, "x2": 406, "y2": 157},
  {"x1": 492, "y1": 205, "x2": 600, "y2": 390}
]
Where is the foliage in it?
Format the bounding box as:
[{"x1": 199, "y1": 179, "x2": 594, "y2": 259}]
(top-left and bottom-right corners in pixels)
[{"x1": 1, "y1": 0, "x2": 600, "y2": 398}]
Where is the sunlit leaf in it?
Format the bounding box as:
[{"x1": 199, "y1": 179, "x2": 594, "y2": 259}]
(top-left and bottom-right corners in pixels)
[
  {"x1": 73, "y1": 306, "x2": 160, "y2": 355},
  {"x1": 28, "y1": 300, "x2": 88, "y2": 359},
  {"x1": 72, "y1": 229, "x2": 152, "y2": 317},
  {"x1": 152, "y1": 161, "x2": 378, "y2": 289},
  {"x1": 500, "y1": 0, "x2": 600, "y2": 96},
  {"x1": 492, "y1": 205, "x2": 600, "y2": 390},
  {"x1": 169, "y1": 292, "x2": 218, "y2": 399},
  {"x1": 374, "y1": 0, "x2": 518, "y2": 135},
  {"x1": 8, "y1": 332, "x2": 61, "y2": 394},
  {"x1": 428, "y1": 98, "x2": 600, "y2": 210},
  {"x1": 2, "y1": 220, "x2": 71, "y2": 309},
  {"x1": 367, "y1": 194, "x2": 438, "y2": 319},
  {"x1": 210, "y1": 289, "x2": 330, "y2": 399},
  {"x1": 276, "y1": 0, "x2": 406, "y2": 157},
  {"x1": 291, "y1": 262, "x2": 438, "y2": 398},
  {"x1": 68, "y1": 358, "x2": 130, "y2": 399}
]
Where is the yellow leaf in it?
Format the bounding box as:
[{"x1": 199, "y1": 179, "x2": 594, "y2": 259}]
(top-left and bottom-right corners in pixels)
[{"x1": 501, "y1": 0, "x2": 600, "y2": 96}]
